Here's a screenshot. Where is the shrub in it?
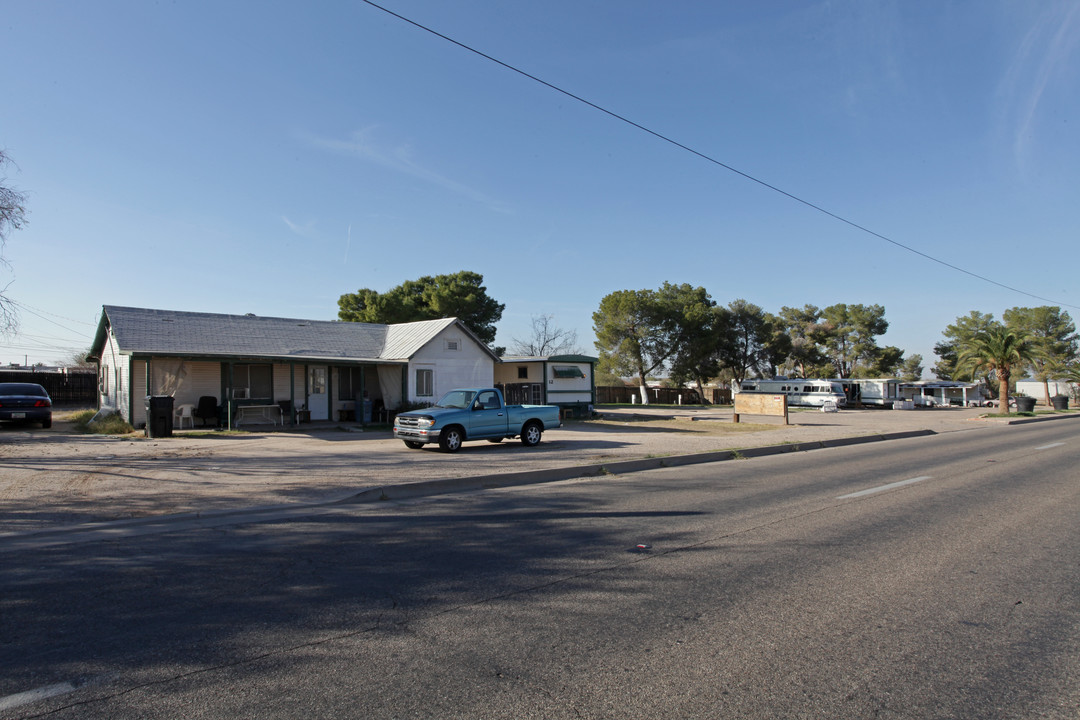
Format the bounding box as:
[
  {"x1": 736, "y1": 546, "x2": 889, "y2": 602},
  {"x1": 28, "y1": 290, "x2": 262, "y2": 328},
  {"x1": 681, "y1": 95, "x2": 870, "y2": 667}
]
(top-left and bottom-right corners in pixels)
[{"x1": 73, "y1": 409, "x2": 135, "y2": 435}]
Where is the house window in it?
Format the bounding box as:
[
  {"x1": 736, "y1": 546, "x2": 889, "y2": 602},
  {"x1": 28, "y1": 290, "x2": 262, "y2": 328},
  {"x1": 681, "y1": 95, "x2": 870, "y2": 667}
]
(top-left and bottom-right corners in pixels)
[
  {"x1": 339, "y1": 367, "x2": 362, "y2": 401},
  {"x1": 517, "y1": 366, "x2": 529, "y2": 379},
  {"x1": 416, "y1": 368, "x2": 434, "y2": 397},
  {"x1": 235, "y1": 364, "x2": 273, "y2": 400},
  {"x1": 552, "y1": 366, "x2": 585, "y2": 379},
  {"x1": 100, "y1": 365, "x2": 109, "y2": 394}
]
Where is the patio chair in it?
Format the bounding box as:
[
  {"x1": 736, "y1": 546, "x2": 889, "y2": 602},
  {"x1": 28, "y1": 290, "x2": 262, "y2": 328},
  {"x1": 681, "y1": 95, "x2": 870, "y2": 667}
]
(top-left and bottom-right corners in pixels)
[
  {"x1": 174, "y1": 403, "x2": 196, "y2": 429},
  {"x1": 194, "y1": 396, "x2": 220, "y2": 427}
]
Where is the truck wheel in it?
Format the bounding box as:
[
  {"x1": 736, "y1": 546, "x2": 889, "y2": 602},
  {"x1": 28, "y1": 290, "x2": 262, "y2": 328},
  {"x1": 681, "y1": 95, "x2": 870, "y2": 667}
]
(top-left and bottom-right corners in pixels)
[
  {"x1": 520, "y1": 421, "x2": 542, "y2": 447},
  {"x1": 403, "y1": 441, "x2": 424, "y2": 449},
  {"x1": 439, "y1": 427, "x2": 464, "y2": 453}
]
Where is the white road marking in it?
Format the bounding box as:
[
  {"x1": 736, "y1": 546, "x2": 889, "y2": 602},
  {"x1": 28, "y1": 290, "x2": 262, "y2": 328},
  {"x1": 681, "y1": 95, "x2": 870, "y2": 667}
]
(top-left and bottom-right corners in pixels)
[
  {"x1": 1035, "y1": 442, "x2": 1064, "y2": 450},
  {"x1": 838, "y1": 476, "x2": 931, "y2": 500},
  {"x1": 0, "y1": 681, "x2": 78, "y2": 712}
]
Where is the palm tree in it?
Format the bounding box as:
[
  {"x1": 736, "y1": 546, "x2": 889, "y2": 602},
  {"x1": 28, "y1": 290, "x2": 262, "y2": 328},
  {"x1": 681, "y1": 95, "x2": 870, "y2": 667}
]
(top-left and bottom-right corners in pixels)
[{"x1": 957, "y1": 327, "x2": 1037, "y2": 414}]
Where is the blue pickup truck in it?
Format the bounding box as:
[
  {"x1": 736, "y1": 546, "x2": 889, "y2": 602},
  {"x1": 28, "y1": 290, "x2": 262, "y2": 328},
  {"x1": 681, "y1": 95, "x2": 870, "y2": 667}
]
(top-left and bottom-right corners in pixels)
[{"x1": 393, "y1": 387, "x2": 562, "y2": 452}]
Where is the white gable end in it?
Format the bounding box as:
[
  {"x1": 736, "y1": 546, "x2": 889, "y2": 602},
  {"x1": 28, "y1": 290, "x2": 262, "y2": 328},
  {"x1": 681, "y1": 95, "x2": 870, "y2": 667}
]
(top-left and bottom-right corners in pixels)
[{"x1": 406, "y1": 324, "x2": 494, "y2": 403}]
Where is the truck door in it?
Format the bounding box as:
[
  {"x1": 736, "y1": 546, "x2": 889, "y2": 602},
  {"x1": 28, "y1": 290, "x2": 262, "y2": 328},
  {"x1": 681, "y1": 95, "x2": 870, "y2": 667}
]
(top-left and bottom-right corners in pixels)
[{"x1": 469, "y1": 389, "x2": 506, "y2": 438}]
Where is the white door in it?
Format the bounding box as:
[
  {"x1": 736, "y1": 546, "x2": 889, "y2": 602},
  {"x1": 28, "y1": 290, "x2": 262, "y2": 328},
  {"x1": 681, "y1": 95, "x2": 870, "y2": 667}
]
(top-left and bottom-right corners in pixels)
[{"x1": 308, "y1": 366, "x2": 328, "y2": 420}]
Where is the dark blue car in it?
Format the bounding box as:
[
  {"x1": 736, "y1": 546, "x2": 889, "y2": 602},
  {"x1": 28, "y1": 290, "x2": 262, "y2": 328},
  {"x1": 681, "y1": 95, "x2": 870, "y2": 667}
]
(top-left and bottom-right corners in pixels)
[{"x1": 0, "y1": 383, "x2": 53, "y2": 428}]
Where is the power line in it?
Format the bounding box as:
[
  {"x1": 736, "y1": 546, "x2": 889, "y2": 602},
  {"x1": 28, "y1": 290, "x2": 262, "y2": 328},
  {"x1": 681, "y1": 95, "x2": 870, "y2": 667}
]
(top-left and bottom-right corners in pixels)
[
  {"x1": 9, "y1": 300, "x2": 96, "y2": 338},
  {"x1": 359, "y1": 0, "x2": 1078, "y2": 311}
]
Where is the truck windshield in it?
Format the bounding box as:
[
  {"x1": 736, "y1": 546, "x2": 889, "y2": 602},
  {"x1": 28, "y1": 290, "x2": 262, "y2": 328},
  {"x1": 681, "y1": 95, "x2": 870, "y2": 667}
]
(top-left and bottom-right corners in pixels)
[{"x1": 434, "y1": 390, "x2": 476, "y2": 409}]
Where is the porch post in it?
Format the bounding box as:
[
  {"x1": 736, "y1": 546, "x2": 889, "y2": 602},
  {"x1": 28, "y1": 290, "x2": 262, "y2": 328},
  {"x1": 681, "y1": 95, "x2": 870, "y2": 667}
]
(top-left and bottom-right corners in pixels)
[
  {"x1": 360, "y1": 366, "x2": 367, "y2": 425},
  {"x1": 289, "y1": 362, "x2": 296, "y2": 426}
]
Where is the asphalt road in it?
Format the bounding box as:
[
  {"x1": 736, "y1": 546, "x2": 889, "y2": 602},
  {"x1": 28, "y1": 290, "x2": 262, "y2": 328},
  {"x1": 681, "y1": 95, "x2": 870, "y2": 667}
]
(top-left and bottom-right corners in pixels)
[{"x1": 2, "y1": 419, "x2": 1078, "y2": 718}]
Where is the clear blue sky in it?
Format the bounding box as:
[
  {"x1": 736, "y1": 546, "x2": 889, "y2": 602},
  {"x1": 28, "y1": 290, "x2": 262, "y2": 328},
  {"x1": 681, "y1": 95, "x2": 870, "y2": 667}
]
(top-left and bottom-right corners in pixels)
[{"x1": 2, "y1": 1, "x2": 1078, "y2": 374}]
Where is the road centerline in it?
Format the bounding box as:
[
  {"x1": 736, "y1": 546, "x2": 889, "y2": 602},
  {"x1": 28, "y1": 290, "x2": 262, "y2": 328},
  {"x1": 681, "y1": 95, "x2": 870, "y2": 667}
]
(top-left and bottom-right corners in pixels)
[{"x1": 838, "y1": 476, "x2": 932, "y2": 500}]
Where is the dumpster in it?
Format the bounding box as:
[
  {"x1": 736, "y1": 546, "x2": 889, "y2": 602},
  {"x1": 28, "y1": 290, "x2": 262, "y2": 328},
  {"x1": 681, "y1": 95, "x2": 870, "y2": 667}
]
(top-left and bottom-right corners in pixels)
[{"x1": 145, "y1": 395, "x2": 174, "y2": 438}]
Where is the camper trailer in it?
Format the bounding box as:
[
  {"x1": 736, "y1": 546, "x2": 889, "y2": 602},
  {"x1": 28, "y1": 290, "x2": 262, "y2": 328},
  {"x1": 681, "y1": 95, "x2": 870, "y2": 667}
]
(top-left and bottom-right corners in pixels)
[{"x1": 734, "y1": 378, "x2": 847, "y2": 408}]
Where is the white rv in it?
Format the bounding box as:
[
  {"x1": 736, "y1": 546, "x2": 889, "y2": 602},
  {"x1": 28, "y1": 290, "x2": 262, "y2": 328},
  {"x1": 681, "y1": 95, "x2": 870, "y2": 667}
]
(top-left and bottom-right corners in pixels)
[{"x1": 735, "y1": 378, "x2": 847, "y2": 408}]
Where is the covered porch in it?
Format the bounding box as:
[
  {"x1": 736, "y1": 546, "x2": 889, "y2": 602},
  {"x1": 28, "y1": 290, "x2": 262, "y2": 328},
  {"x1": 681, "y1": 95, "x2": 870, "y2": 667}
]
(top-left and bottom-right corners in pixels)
[{"x1": 130, "y1": 355, "x2": 407, "y2": 430}]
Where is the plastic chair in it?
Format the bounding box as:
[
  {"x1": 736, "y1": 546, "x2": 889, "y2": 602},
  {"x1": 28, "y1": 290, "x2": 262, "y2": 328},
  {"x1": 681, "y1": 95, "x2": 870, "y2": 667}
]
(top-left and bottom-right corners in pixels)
[{"x1": 174, "y1": 403, "x2": 195, "y2": 429}]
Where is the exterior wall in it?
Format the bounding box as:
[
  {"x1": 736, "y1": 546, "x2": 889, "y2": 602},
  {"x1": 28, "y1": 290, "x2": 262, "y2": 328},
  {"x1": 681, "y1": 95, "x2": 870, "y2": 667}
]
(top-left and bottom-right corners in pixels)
[
  {"x1": 97, "y1": 330, "x2": 126, "y2": 415},
  {"x1": 544, "y1": 362, "x2": 593, "y2": 405},
  {"x1": 494, "y1": 362, "x2": 541, "y2": 385},
  {"x1": 405, "y1": 326, "x2": 494, "y2": 404},
  {"x1": 273, "y1": 363, "x2": 302, "y2": 405},
  {"x1": 1016, "y1": 380, "x2": 1077, "y2": 402}
]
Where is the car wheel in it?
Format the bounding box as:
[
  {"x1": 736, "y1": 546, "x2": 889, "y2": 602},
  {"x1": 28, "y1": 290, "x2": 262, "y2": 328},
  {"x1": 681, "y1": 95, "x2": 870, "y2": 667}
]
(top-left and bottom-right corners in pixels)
[
  {"x1": 439, "y1": 427, "x2": 464, "y2": 453},
  {"x1": 520, "y1": 421, "x2": 542, "y2": 447},
  {"x1": 42, "y1": 418, "x2": 52, "y2": 429},
  {"x1": 403, "y1": 441, "x2": 424, "y2": 449}
]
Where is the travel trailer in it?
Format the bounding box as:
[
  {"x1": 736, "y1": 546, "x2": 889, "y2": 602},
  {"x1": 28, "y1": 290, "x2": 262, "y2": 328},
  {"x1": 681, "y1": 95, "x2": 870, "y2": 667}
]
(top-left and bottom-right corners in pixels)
[{"x1": 734, "y1": 378, "x2": 847, "y2": 408}]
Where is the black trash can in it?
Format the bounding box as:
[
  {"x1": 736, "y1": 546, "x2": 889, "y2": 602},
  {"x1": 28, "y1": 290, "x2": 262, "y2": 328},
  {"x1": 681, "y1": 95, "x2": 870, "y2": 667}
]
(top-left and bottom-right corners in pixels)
[
  {"x1": 1051, "y1": 395, "x2": 1069, "y2": 410},
  {"x1": 362, "y1": 399, "x2": 373, "y2": 423},
  {"x1": 145, "y1": 396, "x2": 175, "y2": 438},
  {"x1": 1014, "y1": 396, "x2": 1036, "y2": 413}
]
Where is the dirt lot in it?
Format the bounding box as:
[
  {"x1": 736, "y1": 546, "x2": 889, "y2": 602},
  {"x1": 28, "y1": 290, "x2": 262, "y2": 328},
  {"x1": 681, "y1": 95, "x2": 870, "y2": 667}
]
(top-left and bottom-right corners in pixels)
[{"x1": 0, "y1": 405, "x2": 1023, "y2": 535}]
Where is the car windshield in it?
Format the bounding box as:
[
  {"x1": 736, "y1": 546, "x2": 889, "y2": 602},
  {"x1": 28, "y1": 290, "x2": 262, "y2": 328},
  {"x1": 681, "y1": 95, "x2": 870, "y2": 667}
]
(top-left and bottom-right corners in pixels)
[
  {"x1": 0, "y1": 383, "x2": 48, "y2": 397},
  {"x1": 434, "y1": 390, "x2": 476, "y2": 409}
]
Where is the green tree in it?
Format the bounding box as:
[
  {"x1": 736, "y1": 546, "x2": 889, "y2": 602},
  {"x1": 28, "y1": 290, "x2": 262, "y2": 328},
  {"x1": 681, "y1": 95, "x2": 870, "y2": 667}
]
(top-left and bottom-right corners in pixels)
[
  {"x1": 593, "y1": 287, "x2": 682, "y2": 404},
  {"x1": 933, "y1": 311, "x2": 996, "y2": 381},
  {"x1": 820, "y1": 303, "x2": 889, "y2": 378},
  {"x1": 661, "y1": 284, "x2": 730, "y2": 404},
  {"x1": 1003, "y1": 306, "x2": 1078, "y2": 406},
  {"x1": 777, "y1": 304, "x2": 830, "y2": 377},
  {"x1": 898, "y1": 353, "x2": 924, "y2": 382},
  {"x1": 719, "y1": 299, "x2": 786, "y2": 385},
  {"x1": 858, "y1": 345, "x2": 904, "y2": 378},
  {"x1": 1, "y1": 150, "x2": 29, "y2": 335},
  {"x1": 338, "y1": 271, "x2": 504, "y2": 345},
  {"x1": 957, "y1": 327, "x2": 1036, "y2": 415}
]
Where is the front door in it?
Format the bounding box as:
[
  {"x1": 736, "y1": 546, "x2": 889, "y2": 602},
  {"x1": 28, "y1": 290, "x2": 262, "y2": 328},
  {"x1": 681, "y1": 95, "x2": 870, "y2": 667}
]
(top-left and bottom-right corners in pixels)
[{"x1": 308, "y1": 366, "x2": 328, "y2": 420}]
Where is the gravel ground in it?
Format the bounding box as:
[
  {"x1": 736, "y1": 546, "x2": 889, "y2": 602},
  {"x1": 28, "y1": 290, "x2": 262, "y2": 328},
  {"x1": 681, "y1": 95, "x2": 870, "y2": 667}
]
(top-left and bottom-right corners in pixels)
[{"x1": 0, "y1": 405, "x2": 1030, "y2": 534}]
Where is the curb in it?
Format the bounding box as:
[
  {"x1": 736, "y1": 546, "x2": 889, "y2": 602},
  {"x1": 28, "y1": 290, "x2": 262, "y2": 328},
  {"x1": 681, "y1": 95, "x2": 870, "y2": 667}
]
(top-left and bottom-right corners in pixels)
[{"x1": 1007, "y1": 412, "x2": 1080, "y2": 426}]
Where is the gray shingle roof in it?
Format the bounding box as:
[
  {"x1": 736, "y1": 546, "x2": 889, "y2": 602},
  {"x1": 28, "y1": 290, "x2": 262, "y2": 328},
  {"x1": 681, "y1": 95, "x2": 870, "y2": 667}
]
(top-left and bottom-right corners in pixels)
[{"x1": 93, "y1": 306, "x2": 471, "y2": 363}]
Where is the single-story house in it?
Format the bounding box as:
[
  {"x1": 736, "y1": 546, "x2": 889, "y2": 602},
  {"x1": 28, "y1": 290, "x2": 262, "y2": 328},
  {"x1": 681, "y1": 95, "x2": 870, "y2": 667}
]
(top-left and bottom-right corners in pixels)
[
  {"x1": 493, "y1": 354, "x2": 597, "y2": 417},
  {"x1": 88, "y1": 305, "x2": 499, "y2": 428}
]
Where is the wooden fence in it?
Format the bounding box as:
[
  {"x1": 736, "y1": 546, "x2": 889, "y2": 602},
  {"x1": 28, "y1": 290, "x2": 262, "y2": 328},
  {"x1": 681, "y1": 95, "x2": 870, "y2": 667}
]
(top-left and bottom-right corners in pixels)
[
  {"x1": 595, "y1": 385, "x2": 732, "y2": 405},
  {"x1": 0, "y1": 370, "x2": 97, "y2": 405}
]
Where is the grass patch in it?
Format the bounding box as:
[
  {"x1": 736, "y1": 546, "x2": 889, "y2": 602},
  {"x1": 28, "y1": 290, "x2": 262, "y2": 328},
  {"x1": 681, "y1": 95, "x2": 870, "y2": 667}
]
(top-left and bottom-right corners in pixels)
[{"x1": 69, "y1": 409, "x2": 136, "y2": 435}]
